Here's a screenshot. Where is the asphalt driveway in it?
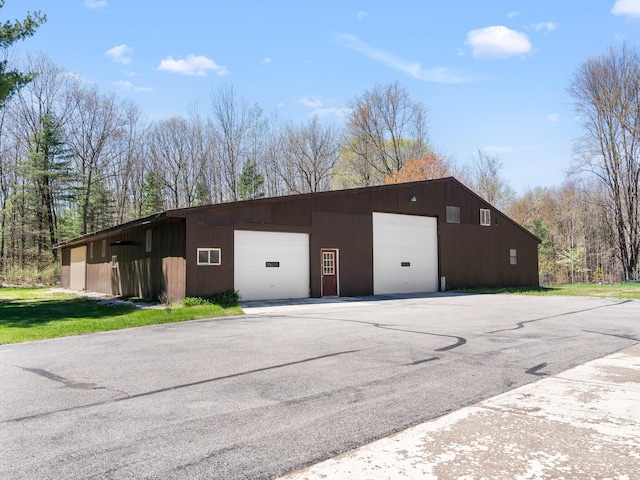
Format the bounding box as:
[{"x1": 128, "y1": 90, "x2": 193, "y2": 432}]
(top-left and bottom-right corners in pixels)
[{"x1": 1, "y1": 293, "x2": 639, "y2": 479}]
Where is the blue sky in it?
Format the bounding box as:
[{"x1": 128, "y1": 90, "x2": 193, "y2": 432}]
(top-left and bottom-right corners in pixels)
[{"x1": 4, "y1": 1, "x2": 640, "y2": 193}]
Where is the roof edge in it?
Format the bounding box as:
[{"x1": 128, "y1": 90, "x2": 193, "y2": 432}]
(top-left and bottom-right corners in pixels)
[
  {"x1": 55, "y1": 176, "x2": 540, "y2": 248},
  {"x1": 448, "y1": 177, "x2": 542, "y2": 244},
  {"x1": 53, "y1": 212, "x2": 168, "y2": 250}
]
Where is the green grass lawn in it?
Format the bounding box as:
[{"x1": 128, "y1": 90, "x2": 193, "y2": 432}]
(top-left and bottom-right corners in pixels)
[
  {"x1": 458, "y1": 283, "x2": 640, "y2": 300},
  {"x1": 0, "y1": 287, "x2": 243, "y2": 345}
]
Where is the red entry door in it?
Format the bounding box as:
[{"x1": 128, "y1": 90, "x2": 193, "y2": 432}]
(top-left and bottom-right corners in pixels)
[{"x1": 321, "y1": 249, "x2": 338, "y2": 296}]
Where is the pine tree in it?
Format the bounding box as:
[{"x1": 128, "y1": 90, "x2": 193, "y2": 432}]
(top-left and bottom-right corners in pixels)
[
  {"x1": 0, "y1": 1, "x2": 46, "y2": 107},
  {"x1": 237, "y1": 159, "x2": 265, "y2": 200},
  {"x1": 22, "y1": 112, "x2": 75, "y2": 260},
  {"x1": 140, "y1": 171, "x2": 165, "y2": 216}
]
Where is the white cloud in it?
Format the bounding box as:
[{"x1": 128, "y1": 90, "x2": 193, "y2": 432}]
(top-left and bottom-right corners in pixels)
[
  {"x1": 547, "y1": 113, "x2": 560, "y2": 122},
  {"x1": 333, "y1": 33, "x2": 466, "y2": 84},
  {"x1": 357, "y1": 11, "x2": 368, "y2": 21},
  {"x1": 85, "y1": 0, "x2": 107, "y2": 9},
  {"x1": 465, "y1": 26, "x2": 532, "y2": 59},
  {"x1": 481, "y1": 146, "x2": 515, "y2": 155},
  {"x1": 63, "y1": 72, "x2": 92, "y2": 84},
  {"x1": 612, "y1": 0, "x2": 640, "y2": 18},
  {"x1": 262, "y1": 57, "x2": 272, "y2": 64},
  {"x1": 507, "y1": 11, "x2": 519, "y2": 18},
  {"x1": 531, "y1": 22, "x2": 558, "y2": 34},
  {"x1": 106, "y1": 44, "x2": 133, "y2": 64},
  {"x1": 308, "y1": 107, "x2": 350, "y2": 120},
  {"x1": 114, "y1": 80, "x2": 153, "y2": 92},
  {"x1": 115, "y1": 80, "x2": 133, "y2": 89},
  {"x1": 299, "y1": 96, "x2": 323, "y2": 108},
  {"x1": 298, "y1": 95, "x2": 349, "y2": 119},
  {"x1": 157, "y1": 55, "x2": 229, "y2": 77}
]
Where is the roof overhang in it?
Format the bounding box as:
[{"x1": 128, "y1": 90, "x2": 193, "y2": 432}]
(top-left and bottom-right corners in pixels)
[{"x1": 53, "y1": 212, "x2": 168, "y2": 250}]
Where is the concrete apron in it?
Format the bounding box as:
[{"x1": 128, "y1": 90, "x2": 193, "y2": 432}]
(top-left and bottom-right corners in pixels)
[{"x1": 280, "y1": 343, "x2": 640, "y2": 479}]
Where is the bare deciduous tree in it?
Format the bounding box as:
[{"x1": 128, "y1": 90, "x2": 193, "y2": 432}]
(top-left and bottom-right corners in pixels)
[
  {"x1": 569, "y1": 43, "x2": 640, "y2": 281},
  {"x1": 112, "y1": 101, "x2": 148, "y2": 223},
  {"x1": 209, "y1": 84, "x2": 249, "y2": 201},
  {"x1": 280, "y1": 116, "x2": 341, "y2": 193},
  {"x1": 66, "y1": 85, "x2": 127, "y2": 233},
  {"x1": 469, "y1": 149, "x2": 514, "y2": 211},
  {"x1": 149, "y1": 116, "x2": 207, "y2": 209},
  {"x1": 343, "y1": 80, "x2": 429, "y2": 181}
]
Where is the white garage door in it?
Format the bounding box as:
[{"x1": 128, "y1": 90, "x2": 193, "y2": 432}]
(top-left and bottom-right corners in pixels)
[
  {"x1": 373, "y1": 212, "x2": 438, "y2": 295},
  {"x1": 234, "y1": 230, "x2": 310, "y2": 301}
]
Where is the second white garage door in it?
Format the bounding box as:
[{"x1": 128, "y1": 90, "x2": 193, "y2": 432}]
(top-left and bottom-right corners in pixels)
[
  {"x1": 373, "y1": 212, "x2": 438, "y2": 295},
  {"x1": 234, "y1": 230, "x2": 310, "y2": 301}
]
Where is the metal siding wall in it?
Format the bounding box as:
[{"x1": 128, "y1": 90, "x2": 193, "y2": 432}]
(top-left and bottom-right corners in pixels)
[
  {"x1": 310, "y1": 211, "x2": 373, "y2": 297},
  {"x1": 439, "y1": 222, "x2": 540, "y2": 289},
  {"x1": 82, "y1": 218, "x2": 185, "y2": 300},
  {"x1": 185, "y1": 215, "x2": 233, "y2": 298},
  {"x1": 184, "y1": 179, "x2": 539, "y2": 298},
  {"x1": 65, "y1": 178, "x2": 538, "y2": 301}
]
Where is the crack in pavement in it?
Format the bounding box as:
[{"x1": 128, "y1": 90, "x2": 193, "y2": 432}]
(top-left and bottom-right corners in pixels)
[
  {"x1": 3, "y1": 349, "x2": 359, "y2": 424},
  {"x1": 486, "y1": 300, "x2": 632, "y2": 334},
  {"x1": 582, "y1": 330, "x2": 640, "y2": 342},
  {"x1": 407, "y1": 356, "x2": 440, "y2": 366},
  {"x1": 260, "y1": 314, "x2": 467, "y2": 352}
]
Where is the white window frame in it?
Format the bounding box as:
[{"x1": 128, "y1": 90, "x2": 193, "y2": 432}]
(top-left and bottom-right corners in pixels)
[
  {"x1": 89, "y1": 242, "x2": 94, "y2": 259},
  {"x1": 510, "y1": 249, "x2": 517, "y2": 265},
  {"x1": 145, "y1": 229, "x2": 152, "y2": 253},
  {"x1": 322, "y1": 251, "x2": 335, "y2": 275},
  {"x1": 101, "y1": 239, "x2": 106, "y2": 258},
  {"x1": 480, "y1": 208, "x2": 491, "y2": 226},
  {"x1": 197, "y1": 248, "x2": 221, "y2": 266}
]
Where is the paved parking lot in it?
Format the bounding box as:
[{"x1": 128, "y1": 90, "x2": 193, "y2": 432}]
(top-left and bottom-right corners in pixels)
[{"x1": 1, "y1": 293, "x2": 639, "y2": 479}]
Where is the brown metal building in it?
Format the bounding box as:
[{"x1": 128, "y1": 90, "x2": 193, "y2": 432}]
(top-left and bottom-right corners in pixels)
[{"x1": 56, "y1": 177, "x2": 540, "y2": 301}]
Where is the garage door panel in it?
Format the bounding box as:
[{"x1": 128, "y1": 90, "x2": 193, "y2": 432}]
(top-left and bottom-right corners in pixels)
[
  {"x1": 234, "y1": 231, "x2": 309, "y2": 301},
  {"x1": 373, "y1": 213, "x2": 438, "y2": 295}
]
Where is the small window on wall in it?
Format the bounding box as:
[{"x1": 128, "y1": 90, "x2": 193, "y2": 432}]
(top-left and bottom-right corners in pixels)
[
  {"x1": 446, "y1": 206, "x2": 460, "y2": 223},
  {"x1": 510, "y1": 249, "x2": 517, "y2": 265},
  {"x1": 197, "y1": 248, "x2": 221, "y2": 265},
  {"x1": 101, "y1": 239, "x2": 107, "y2": 258},
  {"x1": 145, "y1": 229, "x2": 152, "y2": 253},
  {"x1": 89, "y1": 242, "x2": 94, "y2": 259},
  {"x1": 480, "y1": 209, "x2": 491, "y2": 226}
]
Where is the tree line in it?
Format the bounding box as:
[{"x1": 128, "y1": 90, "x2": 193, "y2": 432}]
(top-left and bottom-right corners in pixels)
[{"x1": 0, "y1": 40, "x2": 638, "y2": 285}]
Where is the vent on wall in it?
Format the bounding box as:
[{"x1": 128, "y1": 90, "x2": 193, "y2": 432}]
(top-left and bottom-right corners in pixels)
[{"x1": 110, "y1": 240, "x2": 134, "y2": 246}]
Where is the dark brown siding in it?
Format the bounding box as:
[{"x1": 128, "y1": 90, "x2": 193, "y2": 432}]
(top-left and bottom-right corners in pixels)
[
  {"x1": 61, "y1": 178, "x2": 539, "y2": 300},
  {"x1": 184, "y1": 214, "x2": 234, "y2": 297},
  {"x1": 439, "y1": 222, "x2": 539, "y2": 289},
  {"x1": 173, "y1": 179, "x2": 539, "y2": 299},
  {"x1": 83, "y1": 218, "x2": 185, "y2": 301},
  {"x1": 310, "y1": 212, "x2": 373, "y2": 297}
]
